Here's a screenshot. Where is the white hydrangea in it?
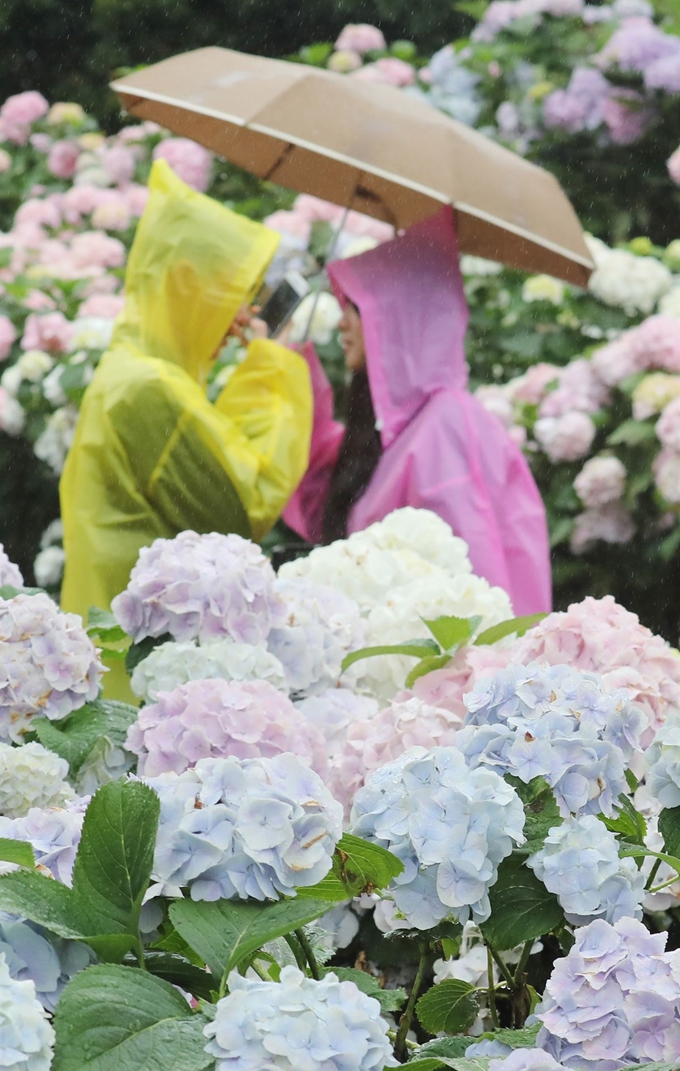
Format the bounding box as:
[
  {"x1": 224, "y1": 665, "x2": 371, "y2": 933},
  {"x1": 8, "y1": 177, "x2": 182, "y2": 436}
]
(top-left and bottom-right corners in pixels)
[
  {"x1": 130, "y1": 639, "x2": 288, "y2": 702},
  {"x1": 353, "y1": 508, "x2": 472, "y2": 577},
  {"x1": 522, "y1": 275, "x2": 565, "y2": 305},
  {"x1": 289, "y1": 292, "x2": 343, "y2": 347},
  {"x1": 0, "y1": 744, "x2": 73, "y2": 818},
  {"x1": 0, "y1": 546, "x2": 22, "y2": 589},
  {"x1": 68, "y1": 316, "x2": 114, "y2": 352},
  {"x1": 360, "y1": 574, "x2": 512, "y2": 701},
  {"x1": 74, "y1": 736, "x2": 133, "y2": 795},
  {"x1": 15, "y1": 351, "x2": 54, "y2": 384},
  {"x1": 267, "y1": 578, "x2": 365, "y2": 696},
  {"x1": 658, "y1": 286, "x2": 680, "y2": 318},
  {"x1": 0, "y1": 593, "x2": 104, "y2": 741},
  {"x1": 587, "y1": 239, "x2": 673, "y2": 315},
  {"x1": 33, "y1": 547, "x2": 65, "y2": 589},
  {"x1": 0, "y1": 953, "x2": 54, "y2": 1069},
  {"x1": 0, "y1": 390, "x2": 25, "y2": 436},
  {"x1": 573, "y1": 456, "x2": 626, "y2": 508},
  {"x1": 33, "y1": 405, "x2": 79, "y2": 474},
  {"x1": 294, "y1": 688, "x2": 379, "y2": 758}
]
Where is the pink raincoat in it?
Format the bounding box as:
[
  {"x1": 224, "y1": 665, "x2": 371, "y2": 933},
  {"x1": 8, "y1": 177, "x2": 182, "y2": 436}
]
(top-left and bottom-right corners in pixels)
[{"x1": 284, "y1": 207, "x2": 552, "y2": 615}]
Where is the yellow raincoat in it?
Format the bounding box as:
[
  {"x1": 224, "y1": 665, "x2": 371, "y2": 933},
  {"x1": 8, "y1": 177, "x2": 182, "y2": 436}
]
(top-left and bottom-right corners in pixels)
[{"x1": 60, "y1": 159, "x2": 312, "y2": 647}]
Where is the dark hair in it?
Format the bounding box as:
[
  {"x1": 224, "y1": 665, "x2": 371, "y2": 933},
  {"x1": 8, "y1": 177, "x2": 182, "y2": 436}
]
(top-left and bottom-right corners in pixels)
[{"x1": 321, "y1": 370, "x2": 383, "y2": 544}]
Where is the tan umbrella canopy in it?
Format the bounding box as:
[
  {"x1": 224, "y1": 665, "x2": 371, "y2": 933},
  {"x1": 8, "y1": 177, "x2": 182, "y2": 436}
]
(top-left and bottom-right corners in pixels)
[{"x1": 112, "y1": 47, "x2": 594, "y2": 286}]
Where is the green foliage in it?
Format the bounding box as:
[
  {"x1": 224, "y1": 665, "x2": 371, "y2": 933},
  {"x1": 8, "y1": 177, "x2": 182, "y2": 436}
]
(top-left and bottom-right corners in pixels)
[
  {"x1": 416, "y1": 979, "x2": 481, "y2": 1035},
  {"x1": 658, "y1": 806, "x2": 680, "y2": 859},
  {"x1": 481, "y1": 853, "x2": 564, "y2": 950},
  {"x1": 474, "y1": 614, "x2": 546, "y2": 646},
  {"x1": 324, "y1": 967, "x2": 406, "y2": 1013},
  {"x1": 0, "y1": 838, "x2": 34, "y2": 867},
  {"x1": 295, "y1": 832, "x2": 404, "y2": 900},
  {"x1": 33, "y1": 699, "x2": 138, "y2": 779}
]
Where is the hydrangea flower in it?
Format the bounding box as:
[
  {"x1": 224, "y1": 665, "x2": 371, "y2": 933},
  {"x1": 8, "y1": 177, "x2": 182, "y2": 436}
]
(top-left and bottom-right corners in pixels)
[
  {"x1": 632, "y1": 371, "x2": 680, "y2": 419},
  {"x1": 294, "y1": 688, "x2": 378, "y2": 758},
  {"x1": 147, "y1": 753, "x2": 343, "y2": 901},
  {"x1": 203, "y1": 966, "x2": 396, "y2": 1071},
  {"x1": 488, "y1": 1053, "x2": 565, "y2": 1071},
  {"x1": 267, "y1": 578, "x2": 365, "y2": 696},
  {"x1": 528, "y1": 815, "x2": 645, "y2": 924},
  {"x1": 0, "y1": 744, "x2": 73, "y2": 818},
  {"x1": 354, "y1": 508, "x2": 472, "y2": 577},
  {"x1": 0, "y1": 547, "x2": 22, "y2": 589},
  {"x1": 130, "y1": 638, "x2": 287, "y2": 702},
  {"x1": 573, "y1": 456, "x2": 626, "y2": 508},
  {"x1": 536, "y1": 916, "x2": 680, "y2": 1066},
  {"x1": 646, "y1": 710, "x2": 680, "y2": 807},
  {"x1": 534, "y1": 412, "x2": 596, "y2": 462},
  {"x1": 458, "y1": 662, "x2": 644, "y2": 817},
  {"x1": 0, "y1": 593, "x2": 104, "y2": 741},
  {"x1": 350, "y1": 746, "x2": 525, "y2": 930},
  {"x1": 0, "y1": 917, "x2": 93, "y2": 1012},
  {"x1": 0, "y1": 803, "x2": 84, "y2": 884},
  {"x1": 126, "y1": 677, "x2": 327, "y2": 778},
  {"x1": 112, "y1": 531, "x2": 284, "y2": 645},
  {"x1": 570, "y1": 503, "x2": 635, "y2": 554},
  {"x1": 587, "y1": 244, "x2": 673, "y2": 316},
  {"x1": 0, "y1": 952, "x2": 54, "y2": 1069}
]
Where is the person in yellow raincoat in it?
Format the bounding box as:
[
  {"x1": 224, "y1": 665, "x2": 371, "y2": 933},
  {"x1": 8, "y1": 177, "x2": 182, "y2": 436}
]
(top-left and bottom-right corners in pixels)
[{"x1": 60, "y1": 159, "x2": 312, "y2": 692}]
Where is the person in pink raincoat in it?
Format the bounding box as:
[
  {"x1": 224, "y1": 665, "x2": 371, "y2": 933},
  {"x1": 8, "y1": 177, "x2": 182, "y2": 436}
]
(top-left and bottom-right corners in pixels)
[{"x1": 284, "y1": 206, "x2": 552, "y2": 615}]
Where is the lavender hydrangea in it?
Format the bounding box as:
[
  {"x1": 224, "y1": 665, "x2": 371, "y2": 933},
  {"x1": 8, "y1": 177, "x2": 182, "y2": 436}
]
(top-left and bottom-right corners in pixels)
[
  {"x1": 0, "y1": 546, "x2": 22, "y2": 589},
  {"x1": 0, "y1": 593, "x2": 104, "y2": 741},
  {"x1": 458, "y1": 663, "x2": 644, "y2": 817},
  {"x1": 203, "y1": 966, "x2": 396, "y2": 1071},
  {"x1": 0, "y1": 953, "x2": 54, "y2": 1070},
  {"x1": 125, "y1": 677, "x2": 328, "y2": 778},
  {"x1": 528, "y1": 815, "x2": 645, "y2": 925},
  {"x1": 0, "y1": 917, "x2": 93, "y2": 1011},
  {"x1": 536, "y1": 916, "x2": 680, "y2": 1066},
  {"x1": 0, "y1": 744, "x2": 73, "y2": 818},
  {"x1": 294, "y1": 689, "x2": 379, "y2": 758},
  {"x1": 0, "y1": 803, "x2": 84, "y2": 884},
  {"x1": 489, "y1": 1053, "x2": 565, "y2": 1071},
  {"x1": 130, "y1": 638, "x2": 288, "y2": 703},
  {"x1": 112, "y1": 531, "x2": 285, "y2": 645},
  {"x1": 350, "y1": 746, "x2": 525, "y2": 930},
  {"x1": 646, "y1": 711, "x2": 680, "y2": 807},
  {"x1": 267, "y1": 577, "x2": 365, "y2": 696},
  {"x1": 147, "y1": 753, "x2": 343, "y2": 901}
]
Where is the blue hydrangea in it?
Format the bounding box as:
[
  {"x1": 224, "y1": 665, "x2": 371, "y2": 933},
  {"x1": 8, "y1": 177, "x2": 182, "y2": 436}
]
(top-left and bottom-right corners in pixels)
[
  {"x1": 0, "y1": 803, "x2": 85, "y2": 885},
  {"x1": 646, "y1": 712, "x2": 680, "y2": 808},
  {"x1": 488, "y1": 1052, "x2": 565, "y2": 1071},
  {"x1": 458, "y1": 662, "x2": 644, "y2": 817},
  {"x1": 527, "y1": 815, "x2": 645, "y2": 925},
  {"x1": 0, "y1": 916, "x2": 93, "y2": 1012},
  {"x1": 0, "y1": 952, "x2": 54, "y2": 1070},
  {"x1": 350, "y1": 746, "x2": 525, "y2": 930},
  {"x1": 203, "y1": 966, "x2": 397, "y2": 1071},
  {"x1": 147, "y1": 753, "x2": 343, "y2": 901}
]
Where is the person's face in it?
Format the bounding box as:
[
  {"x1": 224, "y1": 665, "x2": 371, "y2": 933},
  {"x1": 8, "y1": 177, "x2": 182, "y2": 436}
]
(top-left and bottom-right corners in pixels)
[{"x1": 338, "y1": 302, "x2": 366, "y2": 373}]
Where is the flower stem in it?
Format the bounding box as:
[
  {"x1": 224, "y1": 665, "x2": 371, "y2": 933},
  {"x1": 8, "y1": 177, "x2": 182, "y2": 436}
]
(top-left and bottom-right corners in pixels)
[
  {"x1": 394, "y1": 945, "x2": 432, "y2": 1063},
  {"x1": 294, "y1": 928, "x2": 321, "y2": 980},
  {"x1": 513, "y1": 940, "x2": 534, "y2": 989},
  {"x1": 645, "y1": 858, "x2": 662, "y2": 890},
  {"x1": 488, "y1": 943, "x2": 514, "y2": 989},
  {"x1": 284, "y1": 932, "x2": 308, "y2": 972},
  {"x1": 487, "y1": 946, "x2": 499, "y2": 1029}
]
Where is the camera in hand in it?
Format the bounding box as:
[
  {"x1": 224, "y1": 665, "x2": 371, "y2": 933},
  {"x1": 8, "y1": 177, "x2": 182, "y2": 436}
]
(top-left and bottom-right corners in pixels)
[{"x1": 259, "y1": 271, "x2": 310, "y2": 336}]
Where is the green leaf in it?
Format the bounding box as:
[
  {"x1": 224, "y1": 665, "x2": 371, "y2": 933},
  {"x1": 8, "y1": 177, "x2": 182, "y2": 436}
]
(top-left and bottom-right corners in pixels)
[
  {"x1": 125, "y1": 633, "x2": 172, "y2": 674},
  {"x1": 71, "y1": 781, "x2": 160, "y2": 939},
  {"x1": 475, "y1": 614, "x2": 546, "y2": 647},
  {"x1": 476, "y1": 1024, "x2": 540, "y2": 1049},
  {"x1": 341, "y1": 640, "x2": 440, "y2": 673},
  {"x1": 512, "y1": 779, "x2": 562, "y2": 856},
  {"x1": 0, "y1": 837, "x2": 34, "y2": 867},
  {"x1": 296, "y1": 833, "x2": 403, "y2": 900},
  {"x1": 51, "y1": 964, "x2": 213, "y2": 1071},
  {"x1": 323, "y1": 967, "x2": 406, "y2": 1013},
  {"x1": 417, "y1": 1037, "x2": 474, "y2": 1059},
  {"x1": 33, "y1": 699, "x2": 138, "y2": 777},
  {"x1": 481, "y1": 853, "x2": 564, "y2": 950},
  {"x1": 607, "y1": 419, "x2": 657, "y2": 446},
  {"x1": 619, "y1": 844, "x2": 680, "y2": 876},
  {"x1": 129, "y1": 952, "x2": 215, "y2": 1002},
  {"x1": 421, "y1": 615, "x2": 475, "y2": 651},
  {"x1": 86, "y1": 606, "x2": 128, "y2": 644},
  {"x1": 416, "y1": 978, "x2": 480, "y2": 1035},
  {"x1": 402, "y1": 1060, "x2": 451, "y2": 1071},
  {"x1": 169, "y1": 896, "x2": 336, "y2": 980},
  {"x1": 659, "y1": 806, "x2": 680, "y2": 860},
  {"x1": 0, "y1": 868, "x2": 80, "y2": 938},
  {"x1": 600, "y1": 795, "x2": 646, "y2": 845},
  {"x1": 0, "y1": 585, "x2": 44, "y2": 599},
  {"x1": 405, "y1": 654, "x2": 452, "y2": 689}
]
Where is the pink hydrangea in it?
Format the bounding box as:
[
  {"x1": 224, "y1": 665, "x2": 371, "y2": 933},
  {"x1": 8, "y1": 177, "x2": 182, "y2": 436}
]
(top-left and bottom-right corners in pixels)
[
  {"x1": 411, "y1": 647, "x2": 478, "y2": 722},
  {"x1": 602, "y1": 90, "x2": 653, "y2": 146},
  {"x1": 509, "y1": 595, "x2": 680, "y2": 743},
  {"x1": 125, "y1": 678, "x2": 327, "y2": 778},
  {"x1": 656, "y1": 394, "x2": 680, "y2": 451},
  {"x1": 0, "y1": 91, "x2": 48, "y2": 144},
  {"x1": 153, "y1": 139, "x2": 212, "y2": 192},
  {"x1": 534, "y1": 411, "x2": 597, "y2": 461},
  {"x1": 0, "y1": 150, "x2": 11, "y2": 173},
  {"x1": 21, "y1": 312, "x2": 73, "y2": 354},
  {"x1": 47, "y1": 139, "x2": 80, "y2": 179},
  {"x1": 60, "y1": 184, "x2": 101, "y2": 224},
  {"x1": 352, "y1": 58, "x2": 416, "y2": 86},
  {"x1": 668, "y1": 145, "x2": 680, "y2": 185},
  {"x1": 538, "y1": 358, "x2": 610, "y2": 418},
  {"x1": 570, "y1": 503, "x2": 635, "y2": 553},
  {"x1": 264, "y1": 209, "x2": 312, "y2": 242},
  {"x1": 591, "y1": 335, "x2": 638, "y2": 386},
  {"x1": 573, "y1": 455, "x2": 626, "y2": 507},
  {"x1": 29, "y1": 133, "x2": 52, "y2": 153},
  {"x1": 14, "y1": 197, "x2": 61, "y2": 230},
  {"x1": 91, "y1": 194, "x2": 132, "y2": 232},
  {"x1": 654, "y1": 447, "x2": 680, "y2": 504},
  {"x1": 77, "y1": 293, "x2": 125, "y2": 319},
  {"x1": 23, "y1": 290, "x2": 57, "y2": 312},
  {"x1": 328, "y1": 695, "x2": 462, "y2": 813},
  {"x1": 633, "y1": 316, "x2": 680, "y2": 373},
  {"x1": 100, "y1": 144, "x2": 136, "y2": 186},
  {"x1": 0, "y1": 316, "x2": 16, "y2": 361},
  {"x1": 335, "y1": 24, "x2": 387, "y2": 53},
  {"x1": 512, "y1": 362, "x2": 560, "y2": 405},
  {"x1": 121, "y1": 182, "x2": 149, "y2": 216},
  {"x1": 69, "y1": 230, "x2": 126, "y2": 270}
]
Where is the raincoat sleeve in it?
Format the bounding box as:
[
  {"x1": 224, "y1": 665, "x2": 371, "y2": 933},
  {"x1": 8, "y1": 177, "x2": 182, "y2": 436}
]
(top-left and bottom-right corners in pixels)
[{"x1": 282, "y1": 343, "x2": 345, "y2": 542}]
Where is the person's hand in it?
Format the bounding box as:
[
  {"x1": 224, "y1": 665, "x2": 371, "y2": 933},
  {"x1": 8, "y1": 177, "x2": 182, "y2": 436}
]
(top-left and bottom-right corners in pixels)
[
  {"x1": 275, "y1": 320, "x2": 294, "y2": 346},
  {"x1": 228, "y1": 303, "x2": 269, "y2": 343},
  {"x1": 249, "y1": 316, "x2": 269, "y2": 339}
]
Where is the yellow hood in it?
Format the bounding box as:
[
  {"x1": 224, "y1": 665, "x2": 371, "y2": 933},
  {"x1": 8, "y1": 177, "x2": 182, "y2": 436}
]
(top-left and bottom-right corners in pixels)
[{"x1": 110, "y1": 158, "x2": 279, "y2": 384}]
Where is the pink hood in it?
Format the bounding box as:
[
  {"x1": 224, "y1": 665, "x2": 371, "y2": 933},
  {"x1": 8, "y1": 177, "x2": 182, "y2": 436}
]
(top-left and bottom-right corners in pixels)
[{"x1": 284, "y1": 207, "x2": 552, "y2": 615}]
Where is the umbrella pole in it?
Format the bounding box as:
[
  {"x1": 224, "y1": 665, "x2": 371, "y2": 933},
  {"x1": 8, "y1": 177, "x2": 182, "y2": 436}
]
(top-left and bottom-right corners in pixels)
[{"x1": 301, "y1": 199, "x2": 353, "y2": 343}]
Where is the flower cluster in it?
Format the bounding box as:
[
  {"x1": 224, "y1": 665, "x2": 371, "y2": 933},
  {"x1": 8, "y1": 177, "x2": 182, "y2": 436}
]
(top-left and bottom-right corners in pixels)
[
  {"x1": 130, "y1": 638, "x2": 287, "y2": 703},
  {"x1": 0, "y1": 918, "x2": 92, "y2": 1012},
  {"x1": 350, "y1": 746, "x2": 525, "y2": 930},
  {"x1": 573, "y1": 455, "x2": 626, "y2": 508},
  {"x1": 0, "y1": 803, "x2": 84, "y2": 884},
  {"x1": 536, "y1": 916, "x2": 680, "y2": 1066},
  {"x1": 0, "y1": 952, "x2": 54, "y2": 1070},
  {"x1": 294, "y1": 689, "x2": 379, "y2": 759},
  {"x1": 0, "y1": 547, "x2": 22, "y2": 589},
  {"x1": 645, "y1": 711, "x2": 680, "y2": 807},
  {"x1": 267, "y1": 577, "x2": 365, "y2": 696},
  {"x1": 0, "y1": 745, "x2": 73, "y2": 819},
  {"x1": 148, "y1": 753, "x2": 343, "y2": 901},
  {"x1": 0, "y1": 593, "x2": 104, "y2": 740},
  {"x1": 126, "y1": 677, "x2": 327, "y2": 778},
  {"x1": 458, "y1": 662, "x2": 644, "y2": 817},
  {"x1": 112, "y1": 531, "x2": 284, "y2": 645},
  {"x1": 203, "y1": 966, "x2": 396, "y2": 1071},
  {"x1": 528, "y1": 814, "x2": 645, "y2": 924}
]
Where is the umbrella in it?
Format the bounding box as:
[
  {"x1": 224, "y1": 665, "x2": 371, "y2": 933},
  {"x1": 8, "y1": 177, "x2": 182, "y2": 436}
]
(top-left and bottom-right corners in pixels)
[{"x1": 111, "y1": 47, "x2": 594, "y2": 286}]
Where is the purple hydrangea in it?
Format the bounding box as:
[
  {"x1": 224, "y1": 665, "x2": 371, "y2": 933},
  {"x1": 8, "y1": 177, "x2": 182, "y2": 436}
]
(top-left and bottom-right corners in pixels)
[
  {"x1": 458, "y1": 662, "x2": 644, "y2": 817},
  {"x1": 0, "y1": 917, "x2": 93, "y2": 1012},
  {"x1": 597, "y1": 16, "x2": 680, "y2": 73},
  {"x1": 350, "y1": 746, "x2": 525, "y2": 930},
  {"x1": 543, "y1": 68, "x2": 612, "y2": 134},
  {"x1": 0, "y1": 594, "x2": 104, "y2": 741},
  {"x1": 489, "y1": 1052, "x2": 565, "y2": 1071},
  {"x1": 0, "y1": 953, "x2": 54, "y2": 1070},
  {"x1": 537, "y1": 916, "x2": 680, "y2": 1066},
  {"x1": 0, "y1": 803, "x2": 85, "y2": 885},
  {"x1": 112, "y1": 531, "x2": 285, "y2": 645},
  {"x1": 147, "y1": 753, "x2": 343, "y2": 901},
  {"x1": 0, "y1": 547, "x2": 22, "y2": 589},
  {"x1": 645, "y1": 51, "x2": 680, "y2": 92},
  {"x1": 125, "y1": 677, "x2": 328, "y2": 779}
]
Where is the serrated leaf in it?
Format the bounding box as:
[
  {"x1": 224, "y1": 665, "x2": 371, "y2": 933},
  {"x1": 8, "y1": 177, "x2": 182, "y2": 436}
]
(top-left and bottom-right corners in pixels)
[
  {"x1": 51, "y1": 964, "x2": 212, "y2": 1071},
  {"x1": 324, "y1": 967, "x2": 406, "y2": 1012},
  {"x1": 170, "y1": 896, "x2": 336, "y2": 980},
  {"x1": 0, "y1": 868, "x2": 80, "y2": 938},
  {"x1": 509, "y1": 778, "x2": 562, "y2": 856},
  {"x1": 128, "y1": 952, "x2": 215, "y2": 1001},
  {"x1": 0, "y1": 837, "x2": 34, "y2": 867},
  {"x1": 421, "y1": 615, "x2": 474, "y2": 651},
  {"x1": 296, "y1": 833, "x2": 403, "y2": 900},
  {"x1": 125, "y1": 633, "x2": 172, "y2": 674},
  {"x1": 416, "y1": 979, "x2": 480, "y2": 1035},
  {"x1": 33, "y1": 700, "x2": 138, "y2": 777},
  {"x1": 405, "y1": 654, "x2": 452, "y2": 689},
  {"x1": 476, "y1": 1024, "x2": 540, "y2": 1049},
  {"x1": 87, "y1": 606, "x2": 128, "y2": 644},
  {"x1": 0, "y1": 585, "x2": 43, "y2": 598},
  {"x1": 600, "y1": 795, "x2": 646, "y2": 845},
  {"x1": 481, "y1": 853, "x2": 564, "y2": 951},
  {"x1": 417, "y1": 1037, "x2": 473, "y2": 1059},
  {"x1": 658, "y1": 806, "x2": 680, "y2": 859},
  {"x1": 341, "y1": 640, "x2": 440, "y2": 674},
  {"x1": 474, "y1": 614, "x2": 546, "y2": 647},
  {"x1": 402, "y1": 1060, "x2": 450, "y2": 1071}
]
